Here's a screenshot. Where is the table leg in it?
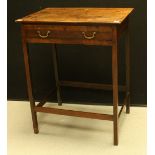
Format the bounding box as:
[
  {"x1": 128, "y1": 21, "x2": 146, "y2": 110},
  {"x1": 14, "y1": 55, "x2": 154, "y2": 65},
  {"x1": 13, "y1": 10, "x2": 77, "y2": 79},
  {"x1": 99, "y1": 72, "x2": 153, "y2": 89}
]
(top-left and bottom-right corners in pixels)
[
  {"x1": 52, "y1": 44, "x2": 62, "y2": 106},
  {"x1": 21, "y1": 27, "x2": 39, "y2": 134},
  {"x1": 125, "y1": 24, "x2": 130, "y2": 114},
  {"x1": 112, "y1": 28, "x2": 118, "y2": 145}
]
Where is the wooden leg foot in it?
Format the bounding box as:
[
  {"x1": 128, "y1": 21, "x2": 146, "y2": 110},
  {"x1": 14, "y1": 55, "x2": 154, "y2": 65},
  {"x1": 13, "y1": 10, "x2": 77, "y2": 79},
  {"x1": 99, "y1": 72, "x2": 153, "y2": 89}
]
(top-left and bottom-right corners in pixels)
[
  {"x1": 58, "y1": 101, "x2": 62, "y2": 106},
  {"x1": 34, "y1": 128, "x2": 39, "y2": 134},
  {"x1": 126, "y1": 107, "x2": 130, "y2": 114},
  {"x1": 57, "y1": 89, "x2": 62, "y2": 106},
  {"x1": 113, "y1": 120, "x2": 118, "y2": 146},
  {"x1": 114, "y1": 141, "x2": 118, "y2": 146},
  {"x1": 126, "y1": 92, "x2": 130, "y2": 114}
]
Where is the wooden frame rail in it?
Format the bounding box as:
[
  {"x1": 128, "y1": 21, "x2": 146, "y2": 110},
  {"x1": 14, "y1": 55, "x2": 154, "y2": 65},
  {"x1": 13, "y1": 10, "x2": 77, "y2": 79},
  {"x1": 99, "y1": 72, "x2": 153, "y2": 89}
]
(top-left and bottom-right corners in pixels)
[
  {"x1": 34, "y1": 106, "x2": 113, "y2": 121},
  {"x1": 60, "y1": 80, "x2": 126, "y2": 92}
]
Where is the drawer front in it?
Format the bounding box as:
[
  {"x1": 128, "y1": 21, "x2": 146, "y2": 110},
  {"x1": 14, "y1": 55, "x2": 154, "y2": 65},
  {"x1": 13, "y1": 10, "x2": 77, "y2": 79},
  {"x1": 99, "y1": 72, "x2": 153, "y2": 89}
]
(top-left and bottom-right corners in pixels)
[{"x1": 24, "y1": 25, "x2": 113, "y2": 45}]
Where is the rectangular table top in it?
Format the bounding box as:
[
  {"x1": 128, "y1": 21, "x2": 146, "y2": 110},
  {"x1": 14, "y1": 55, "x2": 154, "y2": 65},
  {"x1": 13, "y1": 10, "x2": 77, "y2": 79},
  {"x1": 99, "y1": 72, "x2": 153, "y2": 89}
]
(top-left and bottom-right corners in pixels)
[{"x1": 16, "y1": 8, "x2": 133, "y2": 25}]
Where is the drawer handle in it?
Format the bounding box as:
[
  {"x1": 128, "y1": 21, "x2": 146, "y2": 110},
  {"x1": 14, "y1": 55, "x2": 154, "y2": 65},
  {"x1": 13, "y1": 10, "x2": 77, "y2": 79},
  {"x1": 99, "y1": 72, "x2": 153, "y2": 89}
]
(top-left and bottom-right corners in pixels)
[
  {"x1": 37, "y1": 31, "x2": 51, "y2": 38},
  {"x1": 82, "y1": 32, "x2": 96, "y2": 39}
]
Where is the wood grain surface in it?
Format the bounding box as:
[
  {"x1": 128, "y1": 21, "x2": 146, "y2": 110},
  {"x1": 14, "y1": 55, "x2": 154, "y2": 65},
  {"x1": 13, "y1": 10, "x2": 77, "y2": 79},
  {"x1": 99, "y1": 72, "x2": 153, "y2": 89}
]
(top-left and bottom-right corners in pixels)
[{"x1": 16, "y1": 8, "x2": 133, "y2": 24}]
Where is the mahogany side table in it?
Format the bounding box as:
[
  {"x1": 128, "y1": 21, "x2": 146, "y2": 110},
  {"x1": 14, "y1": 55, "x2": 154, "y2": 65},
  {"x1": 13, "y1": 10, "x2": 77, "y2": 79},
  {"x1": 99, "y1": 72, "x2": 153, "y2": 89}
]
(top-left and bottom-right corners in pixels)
[{"x1": 16, "y1": 8, "x2": 134, "y2": 145}]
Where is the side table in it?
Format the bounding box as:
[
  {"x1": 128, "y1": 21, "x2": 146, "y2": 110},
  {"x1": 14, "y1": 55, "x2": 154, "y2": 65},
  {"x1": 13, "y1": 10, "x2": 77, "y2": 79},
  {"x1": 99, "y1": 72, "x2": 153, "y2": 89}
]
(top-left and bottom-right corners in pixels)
[{"x1": 16, "y1": 8, "x2": 134, "y2": 145}]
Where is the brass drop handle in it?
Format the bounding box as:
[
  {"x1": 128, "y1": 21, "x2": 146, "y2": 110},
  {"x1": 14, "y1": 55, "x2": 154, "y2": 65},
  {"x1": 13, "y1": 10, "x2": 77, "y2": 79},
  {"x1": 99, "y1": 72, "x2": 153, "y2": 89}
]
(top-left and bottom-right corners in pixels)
[
  {"x1": 37, "y1": 30, "x2": 51, "y2": 38},
  {"x1": 82, "y1": 32, "x2": 96, "y2": 39}
]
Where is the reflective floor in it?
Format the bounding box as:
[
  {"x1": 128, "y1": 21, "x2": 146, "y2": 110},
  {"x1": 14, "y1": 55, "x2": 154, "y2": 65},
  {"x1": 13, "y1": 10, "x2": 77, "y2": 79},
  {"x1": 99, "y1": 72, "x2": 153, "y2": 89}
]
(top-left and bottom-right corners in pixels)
[{"x1": 8, "y1": 101, "x2": 146, "y2": 155}]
